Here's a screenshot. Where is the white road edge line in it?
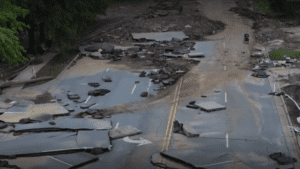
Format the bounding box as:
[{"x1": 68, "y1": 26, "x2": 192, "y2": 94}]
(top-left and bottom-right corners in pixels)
[
  {"x1": 131, "y1": 85, "x2": 137, "y2": 94},
  {"x1": 106, "y1": 68, "x2": 109, "y2": 72},
  {"x1": 226, "y1": 132, "x2": 229, "y2": 148},
  {"x1": 48, "y1": 156, "x2": 73, "y2": 167},
  {"x1": 274, "y1": 82, "x2": 276, "y2": 93},
  {"x1": 89, "y1": 104, "x2": 98, "y2": 108},
  {"x1": 147, "y1": 79, "x2": 152, "y2": 91},
  {"x1": 224, "y1": 66, "x2": 226, "y2": 71},
  {"x1": 85, "y1": 96, "x2": 91, "y2": 104},
  {"x1": 115, "y1": 122, "x2": 119, "y2": 129},
  {"x1": 225, "y1": 92, "x2": 227, "y2": 103}
]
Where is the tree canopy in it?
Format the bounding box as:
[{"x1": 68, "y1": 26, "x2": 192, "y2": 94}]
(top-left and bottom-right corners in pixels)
[
  {"x1": 1, "y1": 0, "x2": 115, "y2": 64},
  {"x1": 0, "y1": 0, "x2": 30, "y2": 65},
  {"x1": 10, "y1": 0, "x2": 115, "y2": 55}
]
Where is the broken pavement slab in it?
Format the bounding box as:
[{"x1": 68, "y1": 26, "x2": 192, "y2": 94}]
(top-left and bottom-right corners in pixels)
[
  {"x1": 0, "y1": 103, "x2": 69, "y2": 123},
  {"x1": 14, "y1": 118, "x2": 112, "y2": 132},
  {"x1": 0, "y1": 132, "x2": 79, "y2": 157},
  {"x1": 131, "y1": 31, "x2": 189, "y2": 42},
  {"x1": 7, "y1": 152, "x2": 98, "y2": 169},
  {"x1": 0, "y1": 101, "x2": 14, "y2": 109},
  {"x1": 151, "y1": 153, "x2": 190, "y2": 169},
  {"x1": 161, "y1": 147, "x2": 240, "y2": 168},
  {"x1": 77, "y1": 130, "x2": 112, "y2": 151},
  {"x1": 109, "y1": 125, "x2": 142, "y2": 140},
  {"x1": 196, "y1": 101, "x2": 226, "y2": 112},
  {"x1": 182, "y1": 122, "x2": 199, "y2": 137}
]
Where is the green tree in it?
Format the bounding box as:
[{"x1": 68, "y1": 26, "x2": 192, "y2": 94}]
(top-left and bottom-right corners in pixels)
[
  {"x1": 10, "y1": 0, "x2": 115, "y2": 56},
  {"x1": 0, "y1": 0, "x2": 30, "y2": 65}
]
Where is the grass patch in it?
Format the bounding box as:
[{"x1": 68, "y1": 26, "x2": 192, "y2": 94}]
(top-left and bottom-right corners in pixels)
[
  {"x1": 22, "y1": 49, "x2": 79, "y2": 89},
  {"x1": 269, "y1": 49, "x2": 300, "y2": 60}
]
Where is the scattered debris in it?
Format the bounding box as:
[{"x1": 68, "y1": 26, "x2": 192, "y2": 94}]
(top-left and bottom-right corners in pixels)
[
  {"x1": 251, "y1": 69, "x2": 269, "y2": 78},
  {"x1": 67, "y1": 91, "x2": 80, "y2": 100},
  {"x1": 80, "y1": 103, "x2": 97, "y2": 109},
  {"x1": 102, "y1": 76, "x2": 112, "y2": 82},
  {"x1": 109, "y1": 126, "x2": 142, "y2": 140},
  {"x1": 131, "y1": 31, "x2": 189, "y2": 42},
  {"x1": 139, "y1": 71, "x2": 147, "y2": 77},
  {"x1": 186, "y1": 104, "x2": 199, "y2": 109},
  {"x1": 173, "y1": 120, "x2": 183, "y2": 134},
  {"x1": 189, "y1": 101, "x2": 196, "y2": 105},
  {"x1": 269, "y1": 152, "x2": 297, "y2": 165},
  {"x1": 140, "y1": 92, "x2": 148, "y2": 97},
  {"x1": 88, "y1": 89, "x2": 111, "y2": 97},
  {"x1": 250, "y1": 51, "x2": 265, "y2": 58}
]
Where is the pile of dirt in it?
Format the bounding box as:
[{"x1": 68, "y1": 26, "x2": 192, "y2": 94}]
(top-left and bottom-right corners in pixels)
[{"x1": 95, "y1": 0, "x2": 226, "y2": 44}]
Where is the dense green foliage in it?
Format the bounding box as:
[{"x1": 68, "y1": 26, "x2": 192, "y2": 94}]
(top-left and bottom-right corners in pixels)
[
  {"x1": 0, "y1": 0, "x2": 30, "y2": 65},
  {"x1": 8, "y1": 0, "x2": 115, "y2": 56},
  {"x1": 269, "y1": 49, "x2": 300, "y2": 60}
]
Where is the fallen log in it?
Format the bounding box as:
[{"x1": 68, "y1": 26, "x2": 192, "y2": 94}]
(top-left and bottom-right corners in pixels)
[{"x1": 0, "y1": 76, "x2": 54, "y2": 88}]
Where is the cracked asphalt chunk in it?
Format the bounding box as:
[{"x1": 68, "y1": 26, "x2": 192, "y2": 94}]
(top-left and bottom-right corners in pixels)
[
  {"x1": 77, "y1": 130, "x2": 112, "y2": 152},
  {"x1": 14, "y1": 118, "x2": 112, "y2": 132},
  {"x1": 109, "y1": 125, "x2": 142, "y2": 140},
  {"x1": 0, "y1": 132, "x2": 79, "y2": 157}
]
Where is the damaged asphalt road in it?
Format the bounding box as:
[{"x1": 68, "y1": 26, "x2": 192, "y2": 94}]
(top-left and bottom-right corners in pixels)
[{"x1": 2, "y1": 0, "x2": 300, "y2": 168}]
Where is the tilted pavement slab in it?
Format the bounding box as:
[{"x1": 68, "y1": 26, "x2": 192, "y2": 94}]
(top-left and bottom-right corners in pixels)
[{"x1": 14, "y1": 118, "x2": 112, "y2": 132}]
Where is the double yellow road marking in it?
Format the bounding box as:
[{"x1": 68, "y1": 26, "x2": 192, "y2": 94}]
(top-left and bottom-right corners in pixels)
[{"x1": 156, "y1": 77, "x2": 183, "y2": 168}]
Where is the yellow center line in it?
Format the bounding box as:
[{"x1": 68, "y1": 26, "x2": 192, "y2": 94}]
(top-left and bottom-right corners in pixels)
[
  {"x1": 156, "y1": 79, "x2": 181, "y2": 168},
  {"x1": 161, "y1": 83, "x2": 179, "y2": 151},
  {"x1": 165, "y1": 77, "x2": 183, "y2": 152}
]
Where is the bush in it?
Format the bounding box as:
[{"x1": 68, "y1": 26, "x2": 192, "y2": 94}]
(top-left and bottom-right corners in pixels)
[{"x1": 269, "y1": 49, "x2": 300, "y2": 60}]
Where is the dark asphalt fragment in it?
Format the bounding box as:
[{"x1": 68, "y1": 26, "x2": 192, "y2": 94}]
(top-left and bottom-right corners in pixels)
[
  {"x1": 49, "y1": 121, "x2": 56, "y2": 125},
  {"x1": 68, "y1": 94, "x2": 80, "y2": 100},
  {"x1": 173, "y1": 120, "x2": 183, "y2": 133},
  {"x1": 88, "y1": 89, "x2": 111, "y2": 96},
  {"x1": 140, "y1": 92, "x2": 148, "y2": 97},
  {"x1": 77, "y1": 130, "x2": 111, "y2": 152},
  {"x1": 92, "y1": 114, "x2": 103, "y2": 119},
  {"x1": 109, "y1": 126, "x2": 142, "y2": 140},
  {"x1": 139, "y1": 71, "x2": 147, "y2": 77},
  {"x1": 186, "y1": 104, "x2": 199, "y2": 109},
  {"x1": 189, "y1": 101, "x2": 196, "y2": 105},
  {"x1": 268, "y1": 92, "x2": 276, "y2": 95},
  {"x1": 102, "y1": 76, "x2": 112, "y2": 82},
  {"x1": 135, "y1": 81, "x2": 140, "y2": 83},
  {"x1": 275, "y1": 92, "x2": 285, "y2": 96},
  {"x1": 0, "y1": 123, "x2": 7, "y2": 129},
  {"x1": 269, "y1": 152, "x2": 297, "y2": 165},
  {"x1": 19, "y1": 118, "x2": 36, "y2": 124},
  {"x1": 80, "y1": 103, "x2": 97, "y2": 109},
  {"x1": 88, "y1": 83, "x2": 100, "y2": 87}
]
